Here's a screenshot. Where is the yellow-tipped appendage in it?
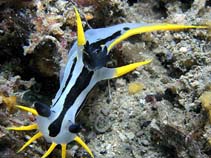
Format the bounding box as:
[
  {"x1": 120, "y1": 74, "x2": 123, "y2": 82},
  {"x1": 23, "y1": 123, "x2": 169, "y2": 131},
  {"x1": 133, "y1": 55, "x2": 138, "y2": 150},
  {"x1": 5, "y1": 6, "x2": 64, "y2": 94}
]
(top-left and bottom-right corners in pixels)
[
  {"x1": 108, "y1": 24, "x2": 208, "y2": 52},
  {"x1": 61, "y1": 144, "x2": 67, "y2": 158},
  {"x1": 74, "y1": 136, "x2": 94, "y2": 158},
  {"x1": 18, "y1": 132, "x2": 43, "y2": 153},
  {"x1": 15, "y1": 105, "x2": 38, "y2": 116},
  {"x1": 74, "y1": 7, "x2": 86, "y2": 46},
  {"x1": 41, "y1": 142, "x2": 57, "y2": 158},
  {"x1": 10, "y1": 104, "x2": 93, "y2": 158},
  {"x1": 114, "y1": 59, "x2": 152, "y2": 78},
  {"x1": 6, "y1": 124, "x2": 38, "y2": 131}
]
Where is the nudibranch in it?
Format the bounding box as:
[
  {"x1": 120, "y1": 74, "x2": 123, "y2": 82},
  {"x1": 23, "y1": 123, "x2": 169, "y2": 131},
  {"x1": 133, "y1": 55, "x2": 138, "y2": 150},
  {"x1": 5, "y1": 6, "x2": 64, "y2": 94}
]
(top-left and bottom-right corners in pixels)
[{"x1": 7, "y1": 7, "x2": 207, "y2": 158}]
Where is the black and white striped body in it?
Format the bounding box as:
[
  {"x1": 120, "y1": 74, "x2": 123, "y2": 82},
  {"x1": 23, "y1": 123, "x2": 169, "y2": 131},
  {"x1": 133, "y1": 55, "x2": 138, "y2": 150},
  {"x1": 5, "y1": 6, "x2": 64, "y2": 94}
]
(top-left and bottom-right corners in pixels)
[
  {"x1": 36, "y1": 23, "x2": 146, "y2": 145},
  {"x1": 36, "y1": 49, "x2": 99, "y2": 144}
]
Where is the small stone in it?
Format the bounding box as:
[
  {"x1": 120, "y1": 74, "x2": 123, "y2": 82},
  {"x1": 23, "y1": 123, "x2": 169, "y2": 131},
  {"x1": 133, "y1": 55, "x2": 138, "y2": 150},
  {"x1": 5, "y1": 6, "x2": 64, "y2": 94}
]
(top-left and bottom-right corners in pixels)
[
  {"x1": 139, "y1": 98, "x2": 146, "y2": 106},
  {"x1": 150, "y1": 119, "x2": 160, "y2": 131},
  {"x1": 101, "y1": 108, "x2": 110, "y2": 116},
  {"x1": 85, "y1": 13, "x2": 94, "y2": 20},
  {"x1": 49, "y1": 23, "x2": 64, "y2": 36},
  {"x1": 179, "y1": 47, "x2": 188, "y2": 53},
  {"x1": 172, "y1": 13, "x2": 186, "y2": 23},
  {"x1": 126, "y1": 132, "x2": 135, "y2": 140},
  {"x1": 140, "y1": 139, "x2": 150, "y2": 146},
  {"x1": 118, "y1": 132, "x2": 127, "y2": 141},
  {"x1": 136, "y1": 131, "x2": 144, "y2": 137},
  {"x1": 191, "y1": 80, "x2": 199, "y2": 87},
  {"x1": 116, "y1": 78, "x2": 126, "y2": 87},
  {"x1": 100, "y1": 150, "x2": 107, "y2": 155}
]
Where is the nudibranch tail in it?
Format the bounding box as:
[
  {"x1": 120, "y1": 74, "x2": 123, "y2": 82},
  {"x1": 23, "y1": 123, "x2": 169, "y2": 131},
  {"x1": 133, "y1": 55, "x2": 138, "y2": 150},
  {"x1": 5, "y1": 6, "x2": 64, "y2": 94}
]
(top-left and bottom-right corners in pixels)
[
  {"x1": 41, "y1": 142, "x2": 57, "y2": 158},
  {"x1": 6, "y1": 124, "x2": 38, "y2": 131},
  {"x1": 18, "y1": 132, "x2": 43, "y2": 153},
  {"x1": 15, "y1": 105, "x2": 38, "y2": 116},
  {"x1": 74, "y1": 7, "x2": 86, "y2": 46},
  {"x1": 7, "y1": 103, "x2": 94, "y2": 158},
  {"x1": 114, "y1": 59, "x2": 152, "y2": 78},
  {"x1": 74, "y1": 136, "x2": 94, "y2": 158},
  {"x1": 108, "y1": 24, "x2": 208, "y2": 52}
]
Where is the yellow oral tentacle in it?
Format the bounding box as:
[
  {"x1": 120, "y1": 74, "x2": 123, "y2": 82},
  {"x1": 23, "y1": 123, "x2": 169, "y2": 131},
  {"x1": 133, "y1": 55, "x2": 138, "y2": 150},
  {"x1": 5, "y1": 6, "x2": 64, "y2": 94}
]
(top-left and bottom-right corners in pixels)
[
  {"x1": 18, "y1": 132, "x2": 43, "y2": 153},
  {"x1": 41, "y1": 142, "x2": 57, "y2": 158},
  {"x1": 114, "y1": 59, "x2": 152, "y2": 78},
  {"x1": 61, "y1": 144, "x2": 67, "y2": 158},
  {"x1": 74, "y1": 136, "x2": 94, "y2": 158},
  {"x1": 108, "y1": 24, "x2": 207, "y2": 52},
  {"x1": 74, "y1": 7, "x2": 86, "y2": 46},
  {"x1": 6, "y1": 124, "x2": 38, "y2": 131},
  {"x1": 15, "y1": 105, "x2": 38, "y2": 116}
]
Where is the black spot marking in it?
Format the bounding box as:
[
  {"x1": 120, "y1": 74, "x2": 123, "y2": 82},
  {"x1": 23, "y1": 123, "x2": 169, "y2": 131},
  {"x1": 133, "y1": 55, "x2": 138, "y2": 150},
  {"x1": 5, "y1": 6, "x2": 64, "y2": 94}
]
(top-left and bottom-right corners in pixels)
[
  {"x1": 127, "y1": 0, "x2": 138, "y2": 6},
  {"x1": 34, "y1": 102, "x2": 51, "y2": 117},
  {"x1": 123, "y1": 27, "x2": 130, "y2": 31},
  {"x1": 69, "y1": 124, "x2": 82, "y2": 133}
]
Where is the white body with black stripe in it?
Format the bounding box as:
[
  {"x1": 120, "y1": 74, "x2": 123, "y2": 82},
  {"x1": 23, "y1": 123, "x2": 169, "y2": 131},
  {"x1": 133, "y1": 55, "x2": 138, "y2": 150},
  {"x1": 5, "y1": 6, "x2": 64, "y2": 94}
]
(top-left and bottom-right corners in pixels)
[{"x1": 37, "y1": 23, "x2": 149, "y2": 144}]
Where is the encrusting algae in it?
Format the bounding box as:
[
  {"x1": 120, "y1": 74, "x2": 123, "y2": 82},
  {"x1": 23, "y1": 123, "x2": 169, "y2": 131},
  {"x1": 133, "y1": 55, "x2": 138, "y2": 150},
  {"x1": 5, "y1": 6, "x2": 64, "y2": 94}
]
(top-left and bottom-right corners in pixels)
[
  {"x1": 0, "y1": 94, "x2": 17, "y2": 112},
  {"x1": 128, "y1": 82, "x2": 145, "y2": 95},
  {"x1": 200, "y1": 91, "x2": 211, "y2": 122},
  {"x1": 199, "y1": 89, "x2": 211, "y2": 145}
]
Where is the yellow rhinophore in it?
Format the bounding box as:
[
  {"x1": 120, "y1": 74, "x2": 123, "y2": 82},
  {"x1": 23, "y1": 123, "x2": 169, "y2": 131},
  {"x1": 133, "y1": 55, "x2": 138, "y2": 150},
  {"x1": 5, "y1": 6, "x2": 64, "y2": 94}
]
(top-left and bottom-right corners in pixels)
[{"x1": 74, "y1": 6, "x2": 86, "y2": 46}]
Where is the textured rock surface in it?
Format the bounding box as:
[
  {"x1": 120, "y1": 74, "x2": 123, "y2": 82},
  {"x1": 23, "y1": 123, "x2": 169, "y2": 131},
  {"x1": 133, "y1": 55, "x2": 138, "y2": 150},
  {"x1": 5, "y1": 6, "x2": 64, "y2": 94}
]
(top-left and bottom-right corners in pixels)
[{"x1": 0, "y1": 0, "x2": 211, "y2": 158}]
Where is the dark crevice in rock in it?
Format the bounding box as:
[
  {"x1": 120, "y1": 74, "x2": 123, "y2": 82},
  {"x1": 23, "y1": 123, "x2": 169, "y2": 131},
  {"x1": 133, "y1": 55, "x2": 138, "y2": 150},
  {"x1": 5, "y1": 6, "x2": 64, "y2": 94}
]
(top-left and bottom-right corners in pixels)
[
  {"x1": 205, "y1": 0, "x2": 211, "y2": 6},
  {"x1": 152, "y1": 1, "x2": 168, "y2": 19},
  {"x1": 0, "y1": 8, "x2": 60, "y2": 101}
]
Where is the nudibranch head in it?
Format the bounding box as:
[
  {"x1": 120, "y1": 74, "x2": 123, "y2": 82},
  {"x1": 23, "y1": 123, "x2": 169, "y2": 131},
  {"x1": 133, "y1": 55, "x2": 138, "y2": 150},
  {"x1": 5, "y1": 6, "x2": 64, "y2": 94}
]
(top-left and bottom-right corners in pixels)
[{"x1": 83, "y1": 41, "x2": 109, "y2": 70}]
